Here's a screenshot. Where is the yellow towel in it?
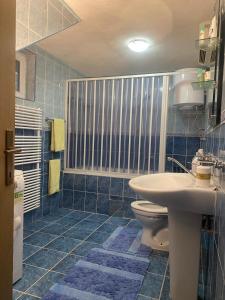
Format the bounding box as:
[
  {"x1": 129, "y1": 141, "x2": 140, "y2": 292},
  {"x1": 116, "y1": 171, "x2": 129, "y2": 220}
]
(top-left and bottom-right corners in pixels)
[
  {"x1": 48, "y1": 159, "x2": 60, "y2": 195},
  {"x1": 51, "y1": 119, "x2": 65, "y2": 152}
]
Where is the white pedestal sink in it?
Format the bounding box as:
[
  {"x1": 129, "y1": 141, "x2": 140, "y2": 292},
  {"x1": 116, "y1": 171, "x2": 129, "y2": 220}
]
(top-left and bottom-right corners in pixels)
[{"x1": 129, "y1": 173, "x2": 215, "y2": 300}]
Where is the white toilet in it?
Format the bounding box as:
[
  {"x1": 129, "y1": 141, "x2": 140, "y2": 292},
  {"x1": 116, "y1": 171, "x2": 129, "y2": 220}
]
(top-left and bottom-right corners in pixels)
[{"x1": 131, "y1": 200, "x2": 169, "y2": 251}]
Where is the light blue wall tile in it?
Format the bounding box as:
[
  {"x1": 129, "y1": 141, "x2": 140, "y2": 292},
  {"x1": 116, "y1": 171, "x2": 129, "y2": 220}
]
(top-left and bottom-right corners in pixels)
[{"x1": 16, "y1": 0, "x2": 80, "y2": 50}]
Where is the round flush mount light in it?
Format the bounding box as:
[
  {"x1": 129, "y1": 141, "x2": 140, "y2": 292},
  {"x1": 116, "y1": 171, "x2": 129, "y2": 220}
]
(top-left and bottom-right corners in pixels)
[{"x1": 128, "y1": 39, "x2": 151, "y2": 52}]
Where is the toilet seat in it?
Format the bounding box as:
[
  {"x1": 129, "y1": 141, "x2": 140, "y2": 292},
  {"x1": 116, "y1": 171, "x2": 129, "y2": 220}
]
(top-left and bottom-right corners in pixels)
[{"x1": 131, "y1": 200, "x2": 168, "y2": 216}]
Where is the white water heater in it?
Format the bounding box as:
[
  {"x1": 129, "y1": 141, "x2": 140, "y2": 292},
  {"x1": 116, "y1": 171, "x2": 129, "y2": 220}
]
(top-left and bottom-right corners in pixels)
[{"x1": 173, "y1": 68, "x2": 204, "y2": 109}]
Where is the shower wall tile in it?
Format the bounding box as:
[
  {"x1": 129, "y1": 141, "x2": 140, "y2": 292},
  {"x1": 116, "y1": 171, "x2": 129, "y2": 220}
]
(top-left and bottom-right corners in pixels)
[
  {"x1": 110, "y1": 178, "x2": 123, "y2": 196},
  {"x1": 123, "y1": 179, "x2": 137, "y2": 199},
  {"x1": 62, "y1": 173, "x2": 140, "y2": 218},
  {"x1": 98, "y1": 176, "x2": 110, "y2": 194},
  {"x1": 74, "y1": 191, "x2": 85, "y2": 211},
  {"x1": 63, "y1": 173, "x2": 74, "y2": 190},
  {"x1": 165, "y1": 136, "x2": 201, "y2": 172},
  {"x1": 16, "y1": 0, "x2": 80, "y2": 50},
  {"x1": 86, "y1": 176, "x2": 98, "y2": 193},
  {"x1": 63, "y1": 189, "x2": 73, "y2": 209},
  {"x1": 85, "y1": 192, "x2": 97, "y2": 213},
  {"x1": 73, "y1": 174, "x2": 85, "y2": 191}
]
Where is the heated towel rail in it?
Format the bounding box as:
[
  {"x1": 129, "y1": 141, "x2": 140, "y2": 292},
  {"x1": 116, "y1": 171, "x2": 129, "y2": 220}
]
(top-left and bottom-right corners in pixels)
[{"x1": 15, "y1": 105, "x2": 42, "y2": 213}]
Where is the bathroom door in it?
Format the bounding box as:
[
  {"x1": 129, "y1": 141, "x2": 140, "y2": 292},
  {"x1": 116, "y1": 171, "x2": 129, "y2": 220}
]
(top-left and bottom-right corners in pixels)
[{"x1": 0, "y1": 0, "x2": 16, "y2": 299}]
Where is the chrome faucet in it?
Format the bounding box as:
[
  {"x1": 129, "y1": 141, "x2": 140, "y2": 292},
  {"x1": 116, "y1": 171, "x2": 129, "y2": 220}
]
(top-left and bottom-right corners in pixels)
[{"x1": 167, "y1": 157, "x2": 195, "y2": 177}]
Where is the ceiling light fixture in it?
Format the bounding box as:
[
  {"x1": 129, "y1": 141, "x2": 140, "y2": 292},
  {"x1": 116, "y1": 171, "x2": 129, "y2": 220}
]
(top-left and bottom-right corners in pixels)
[{"x1": 128, "y1": 39, "x2": 150, "y2": 52}]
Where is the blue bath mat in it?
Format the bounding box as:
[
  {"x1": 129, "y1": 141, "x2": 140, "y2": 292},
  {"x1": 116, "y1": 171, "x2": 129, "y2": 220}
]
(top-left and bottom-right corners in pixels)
[
  {"x1": 103, "y1": 226, "x2": 151, "y2": 257},
  {"x1": 42, "y1": 246, "x2": 150, "y2": 300},
  {"x1": 85, "y1": 248, "x2": 149, "y2": 275},
  {"x1": 43, "y1": 259, "x2": 144, "y2": 300}
]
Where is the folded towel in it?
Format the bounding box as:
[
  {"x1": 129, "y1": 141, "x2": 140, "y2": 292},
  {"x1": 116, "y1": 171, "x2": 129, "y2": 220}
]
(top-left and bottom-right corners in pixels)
[
  {"x1": 50, "y1": 119, "x2": 65, "y2": 152},
  {"x1": 48, "y1": 159, "x2": 60, "y2": 195}
]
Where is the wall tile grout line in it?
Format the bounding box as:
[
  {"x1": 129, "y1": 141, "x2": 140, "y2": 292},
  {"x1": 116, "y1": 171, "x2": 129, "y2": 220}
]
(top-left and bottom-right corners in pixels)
[{"x1": 159, "y1": 259, "x2": 169, "y2": 300}]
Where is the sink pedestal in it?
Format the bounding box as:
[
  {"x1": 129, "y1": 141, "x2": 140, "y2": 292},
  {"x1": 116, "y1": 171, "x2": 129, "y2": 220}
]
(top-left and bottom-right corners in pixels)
[{"x1": 168, "y1": 208, "x2": 201, "y2": 300}]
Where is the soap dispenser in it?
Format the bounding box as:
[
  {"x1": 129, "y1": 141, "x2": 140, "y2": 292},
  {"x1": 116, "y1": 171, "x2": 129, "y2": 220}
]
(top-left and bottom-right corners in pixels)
[{"x1": 192, "y1": 149, "x2": 204, "y2": 175}]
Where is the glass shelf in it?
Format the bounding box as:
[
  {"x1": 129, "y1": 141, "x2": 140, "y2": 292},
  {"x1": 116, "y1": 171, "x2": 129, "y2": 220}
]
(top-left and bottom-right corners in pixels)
[
  {"x1": 196, "y1": 37, "x2": 220, "y2": 51},
  {"x1": 191, "y1": 80, "x2": 216, "y2": 90}
]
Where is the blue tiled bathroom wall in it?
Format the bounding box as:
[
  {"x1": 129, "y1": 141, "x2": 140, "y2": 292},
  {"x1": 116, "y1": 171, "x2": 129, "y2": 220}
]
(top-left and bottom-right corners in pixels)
[
  {"x1": 16, "y1": 45, "x2": 82, "y2": 122},
  {"x1": 16, "y1": 46, "x2": 82, "y2": 223},
  {"x1": 63, "y1": 136, "x2": 201, "y2": 220},
  {"x1": 166, "y1": 135, "x2": 201, "y2": 172},
  {"x1": 63, "y1": 135, "x2": 201, "y2": 217},
  {"x1": 16, "y1": 0, "x2": 80, "y2": 50},
  {"x1": 203, "y1": 124, "x2": 225, "y2": 299},
  {"x1": 166, "y1": 96, "x2": 205, "y2": 172},
  {"x1": 63, "y1": 173, "x2": 138, "y2": 218}
]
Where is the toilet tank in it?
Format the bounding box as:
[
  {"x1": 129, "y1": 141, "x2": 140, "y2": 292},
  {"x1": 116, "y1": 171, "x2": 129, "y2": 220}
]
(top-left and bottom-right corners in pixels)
[{"x1": 173, "y1": 68, "x2": 204, "y2": 109}]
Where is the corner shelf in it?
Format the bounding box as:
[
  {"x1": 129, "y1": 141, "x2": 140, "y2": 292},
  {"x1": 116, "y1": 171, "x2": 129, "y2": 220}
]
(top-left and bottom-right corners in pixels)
[
  {"x1": 191, "y1": 80, "x2": 216, "y2": 90},
  {"x1": 196, "y1": 37, "x2": 220, "y2": 51}
]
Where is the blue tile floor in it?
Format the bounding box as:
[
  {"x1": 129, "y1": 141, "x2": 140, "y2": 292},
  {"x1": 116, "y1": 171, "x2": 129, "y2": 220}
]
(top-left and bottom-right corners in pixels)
[{"x1": 13, "y1": 208, "x2": 170, "y2": 300}]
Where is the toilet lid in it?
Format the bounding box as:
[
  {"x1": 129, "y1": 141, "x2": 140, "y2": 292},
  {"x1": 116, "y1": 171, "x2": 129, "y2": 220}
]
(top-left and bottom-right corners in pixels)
[{"x1": 131, "y1": 201, "x2": 168, "y2": 214}]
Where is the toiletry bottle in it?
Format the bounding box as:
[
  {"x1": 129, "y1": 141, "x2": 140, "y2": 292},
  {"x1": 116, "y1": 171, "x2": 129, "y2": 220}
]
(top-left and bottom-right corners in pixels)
[
  {"x1": 205, "y1": 70, "x2": 211, "y2": 81},
  {"x1": 192, "y1": 149, "x2": 205, "y2": 175},
  {"x1": 196, "y1": 165, "x2": 211, "y2": 187}
]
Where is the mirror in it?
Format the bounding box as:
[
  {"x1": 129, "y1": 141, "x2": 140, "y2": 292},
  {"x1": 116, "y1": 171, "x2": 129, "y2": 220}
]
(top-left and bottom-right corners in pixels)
[
  {"x1": 16, "y1": 0, "x2": 80, "y2": 102},
  {"x1": 16, "y1": 49, "x2": 36, "y2": 101}
]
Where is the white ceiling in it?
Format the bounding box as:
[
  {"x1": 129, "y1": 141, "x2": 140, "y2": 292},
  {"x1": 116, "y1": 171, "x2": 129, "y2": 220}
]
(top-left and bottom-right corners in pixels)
[{"x1": 38, "y1": 0, "x2": 215, "y2": 77}]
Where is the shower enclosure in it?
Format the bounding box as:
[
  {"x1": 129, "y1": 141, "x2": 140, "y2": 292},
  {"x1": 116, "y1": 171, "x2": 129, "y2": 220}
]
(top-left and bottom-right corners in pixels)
[{"x1": 65, "y1": 74, "x2": 170, "y2": 176}]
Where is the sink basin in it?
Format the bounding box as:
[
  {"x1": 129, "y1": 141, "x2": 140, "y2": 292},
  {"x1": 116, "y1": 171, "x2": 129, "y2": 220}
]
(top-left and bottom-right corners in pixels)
[
  {"x1": 129, "y1": 172, "x2": 215, "y2": 215},
  {"x1": 129, "y1": 172, "x2": 216, "y2": 300}
]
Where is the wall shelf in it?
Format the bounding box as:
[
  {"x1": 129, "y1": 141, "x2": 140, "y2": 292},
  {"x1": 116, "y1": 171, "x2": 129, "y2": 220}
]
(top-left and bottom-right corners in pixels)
[
  {"x1": 191, "y1": 80, "x2": 216, "y2": 90},
  {"x1": 196, "y1": 37, "x2": 220, "y2": 51}
]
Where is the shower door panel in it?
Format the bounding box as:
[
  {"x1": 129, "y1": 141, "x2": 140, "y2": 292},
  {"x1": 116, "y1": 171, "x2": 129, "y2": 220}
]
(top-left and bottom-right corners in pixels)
[{"x1": 66, "y1": 75, "x2": 168, "y2": 175}]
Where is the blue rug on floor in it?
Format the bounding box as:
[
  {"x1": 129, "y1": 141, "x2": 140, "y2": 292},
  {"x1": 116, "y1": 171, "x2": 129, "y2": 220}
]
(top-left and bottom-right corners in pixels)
[
  {"x1": 42, "y1": 247, "x2": 149, "y2": 300},
  {"x1": 85, "y1": 248, "x2": 149, "y2": 275},
  {"x1": 103, "y1": 226, "x2": 151, "y2": 257}
]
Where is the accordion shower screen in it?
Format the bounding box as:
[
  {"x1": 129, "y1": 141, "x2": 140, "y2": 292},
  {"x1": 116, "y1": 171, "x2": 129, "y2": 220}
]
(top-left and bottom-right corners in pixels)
[{"x1": 65, "y1": 74, "x2": 169, "y2": 175}]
